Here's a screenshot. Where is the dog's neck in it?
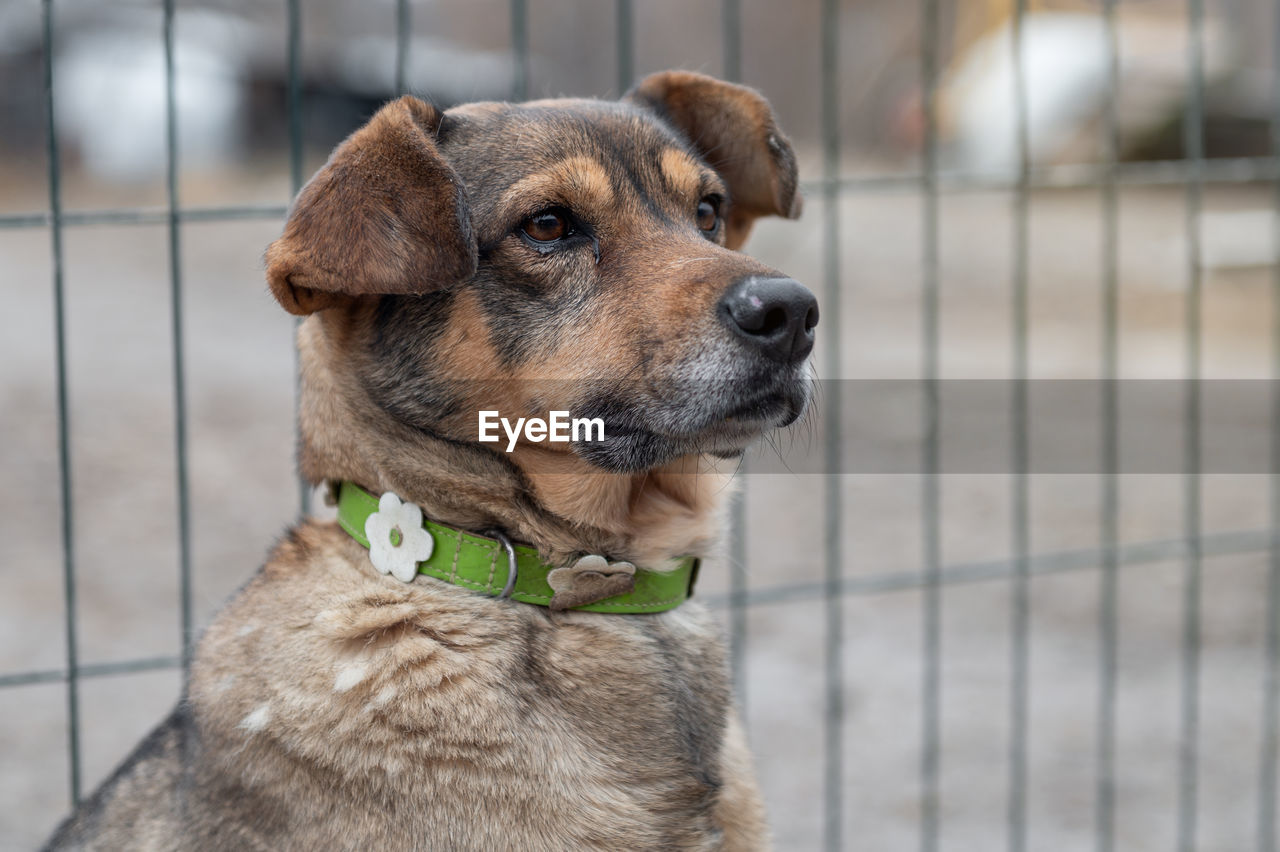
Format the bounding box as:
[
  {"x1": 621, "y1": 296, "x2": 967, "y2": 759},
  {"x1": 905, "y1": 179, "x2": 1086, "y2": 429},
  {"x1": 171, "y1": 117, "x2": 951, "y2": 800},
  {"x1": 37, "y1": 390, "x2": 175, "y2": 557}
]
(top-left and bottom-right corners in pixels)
[
  {"x1": 296, "y1": 323, "x2": 732, "y2": 567},
  {"x1": 509, "y1": 448, "x2": 733, "y2": 566}
]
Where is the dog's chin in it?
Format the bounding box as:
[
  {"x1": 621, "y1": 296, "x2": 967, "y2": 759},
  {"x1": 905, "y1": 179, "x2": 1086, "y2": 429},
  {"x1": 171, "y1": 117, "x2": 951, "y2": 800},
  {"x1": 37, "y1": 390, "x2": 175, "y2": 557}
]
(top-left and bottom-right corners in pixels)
[{"x1": 572, "y1": 381, "x2": 811, "y2": 473}]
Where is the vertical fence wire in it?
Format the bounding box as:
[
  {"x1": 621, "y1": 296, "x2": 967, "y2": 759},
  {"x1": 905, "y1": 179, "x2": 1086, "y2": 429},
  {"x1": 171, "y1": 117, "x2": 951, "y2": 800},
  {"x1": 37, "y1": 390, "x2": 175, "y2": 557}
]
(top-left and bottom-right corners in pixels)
[
  {"x1": 285, "y1": 0, "x2": 302, "y2": 195},
  {"x1": 510, "y1": 0, "x2": 529, "y2": 101},
  {"x1": 615, "y1": 0, "x2": 634, "y2": 94},
  {"x1": 287, "y1": 0, "x2": 302, "y2": 196},
  {"x1": 395, "y1": 0, "x2": 410, "y2": 95},
  {"x1": 1007, "y1": 2, "x2": 1032, "y2": 850},
  {"x1": 722, "y1": 0, "x2": 741, "y2": 82},
  {"x1": 1261, "y1": 3, "x2": 1280, "y2": 848},
  {"x1": 41, "y1": 0, "x2": 81, "y2": 807},
  {"x1": 286, "y1": 0, "x2": 309, "y2": 518},
  {"x1": 162, "y1": 0, "x2": 194, "y2": 675},
  {"x1": 1177, "y1": 1, "x2": 1206, "y2": 850},
  {"x1": 722, "y1": 0, "x2": 749, "y2": 709},
  {"x1": 920, "y1": 0, "x2": 943, "y2": 849},
  {"x1": 820, "y1": 2, "x2": 845, "y2": 849},
  {"x1": 25, "y1": 3, "x2": 1280, "y2": 847},
  {"x1": 1096, "y1": 1, "x2": 1122, "y2": 850}
]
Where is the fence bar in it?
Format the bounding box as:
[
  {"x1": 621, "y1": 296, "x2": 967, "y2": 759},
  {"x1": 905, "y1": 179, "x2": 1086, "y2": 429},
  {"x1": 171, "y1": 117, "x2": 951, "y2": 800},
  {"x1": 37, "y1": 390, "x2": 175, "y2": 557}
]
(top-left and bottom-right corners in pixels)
[
  {"x1": 41, "y1": 0, "x2": 81, "y2": 807},
  {"x1": 1177, "y1": 1, "x2": 1206, "y2": 850},
  {"x1": 722, "y1": 0, "x2": 741, "y2": 83},
  {"x1": 920, "y1": 0, "x2": 943, "y2": 848},
  {"x1": 1008, "y1": 2, "x2": 1032, "y2": 850},
  {"x1": 287, "y1": 0, "x2": 302, "y2": 197},
  {"x1": 510, "y1": 0, "x2": 529, "y2": 101},
  {"x1": 0, "y1": 657, "x2": 183, "y2": 690},
  {"x1": 726, "y1": 480, "x2": 748, "y2": 705},
  {"x1": 395, "y1": 0, "x2": 410, "y2": 95},
  {"x1": 12, "y1": 156, "x2": 1280, "y2": 235},
  {"x1": 162, "y1": 0, "x2": 194, "y2": 675},
  {"x1": 708, "y1": 528, "x2": 1274, "y2": 611},
  {"x1": 615, "y1": 0, "x2": 633, "y2": 93},
  {"x1": 1261, "y1": 1, "x2": 1280, "y2": 847},
  {"x1": 0, "y1": 204, "x2": 290, "y2": 230},
  {"x1": 820, "y1": 0, "x2": 844, "y2": 847},
  {"x1": 821, "y1": 157, "x2": 1280, "y2": 193},
  {"x1": 4, "y1": 527, "x2": 1275, "y2": 692},
  {"x1": 1095, "y1": 1, "x2": 1122, "y2": 850},
  {"x1": 285, "y1": 0, "x2": 310, "y2": 519},
  {"x1": 722, "y1": 0, "x2": 748, "y2": 708}
]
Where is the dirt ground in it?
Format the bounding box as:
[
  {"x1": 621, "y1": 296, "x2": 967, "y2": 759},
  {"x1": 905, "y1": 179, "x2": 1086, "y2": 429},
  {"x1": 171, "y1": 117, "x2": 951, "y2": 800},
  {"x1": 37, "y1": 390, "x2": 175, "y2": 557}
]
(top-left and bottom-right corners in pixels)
[{"x1": 2, "y1": 162, "x2": 1277, "y2": 850}]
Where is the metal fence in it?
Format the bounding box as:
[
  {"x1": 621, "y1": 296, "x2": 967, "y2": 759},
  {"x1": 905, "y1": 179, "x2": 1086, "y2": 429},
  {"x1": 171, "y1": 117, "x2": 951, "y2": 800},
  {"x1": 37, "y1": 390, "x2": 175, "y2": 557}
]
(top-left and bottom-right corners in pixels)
[{"x1": 4, "y1": 0, "x2": 1280, "y2": 850}]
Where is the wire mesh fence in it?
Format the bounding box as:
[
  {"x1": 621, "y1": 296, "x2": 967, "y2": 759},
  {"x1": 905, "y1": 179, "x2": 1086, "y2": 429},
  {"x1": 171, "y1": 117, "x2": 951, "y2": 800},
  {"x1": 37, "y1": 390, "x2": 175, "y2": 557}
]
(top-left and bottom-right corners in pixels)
[{"x1": 3, "y1": 0, "x2": 1280, "y2": 850}]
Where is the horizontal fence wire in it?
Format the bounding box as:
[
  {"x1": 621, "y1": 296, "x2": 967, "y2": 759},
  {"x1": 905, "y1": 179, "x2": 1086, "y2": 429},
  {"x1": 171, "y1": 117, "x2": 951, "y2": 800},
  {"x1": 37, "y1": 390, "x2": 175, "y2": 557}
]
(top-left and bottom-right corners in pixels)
[
  {"x1": 0, "y1": 204, "x2": 289, "y2": 230},
  {"x1": 5, "y1": 528, "x2": 1274, "y2": 692},
  {"x1": 8, "y1": 155, "x2": 1280, "y2": 232},
  {"x1": 0, "y1": 656, "x2": 182, "y2": 690}
]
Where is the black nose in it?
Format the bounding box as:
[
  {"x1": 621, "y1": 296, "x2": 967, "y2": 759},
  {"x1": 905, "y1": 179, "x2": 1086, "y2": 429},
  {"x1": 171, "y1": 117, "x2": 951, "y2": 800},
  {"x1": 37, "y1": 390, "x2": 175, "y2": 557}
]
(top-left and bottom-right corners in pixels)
[{"x1": 719, "y1": 276, "x2": 819, "y2": 364}]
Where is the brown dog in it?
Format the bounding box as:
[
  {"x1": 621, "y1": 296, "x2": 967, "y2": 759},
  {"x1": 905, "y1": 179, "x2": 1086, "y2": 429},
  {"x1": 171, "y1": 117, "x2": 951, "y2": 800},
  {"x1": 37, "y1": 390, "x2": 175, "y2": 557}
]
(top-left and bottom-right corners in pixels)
[{"x1": 44, "y1": 70, "x2": 815, "y2": 850}]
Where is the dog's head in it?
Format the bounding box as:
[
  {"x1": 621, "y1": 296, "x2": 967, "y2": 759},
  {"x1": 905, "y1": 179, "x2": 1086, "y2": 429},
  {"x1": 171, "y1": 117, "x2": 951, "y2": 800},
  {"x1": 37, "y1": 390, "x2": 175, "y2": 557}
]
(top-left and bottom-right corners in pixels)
[{"x1": 266, "y1": 71, "x2": 814, "y2": 482}]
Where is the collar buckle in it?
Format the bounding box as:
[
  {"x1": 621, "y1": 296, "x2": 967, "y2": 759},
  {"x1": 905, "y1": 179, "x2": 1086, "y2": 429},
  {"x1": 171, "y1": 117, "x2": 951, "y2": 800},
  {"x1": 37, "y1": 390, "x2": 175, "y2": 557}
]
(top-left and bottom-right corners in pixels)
[{"x1": 485, "y1": 529, "x2": 519, "y2": 600}]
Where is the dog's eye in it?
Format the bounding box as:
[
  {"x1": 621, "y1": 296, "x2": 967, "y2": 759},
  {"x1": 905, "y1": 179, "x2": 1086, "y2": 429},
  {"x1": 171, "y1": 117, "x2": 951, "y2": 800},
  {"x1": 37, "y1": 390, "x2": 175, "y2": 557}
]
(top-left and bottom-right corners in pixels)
[
  {"x1": 696, "y1": 197, "x2": 720, "y2": 233},
  {"x1": 521, "y1": 209, "x2": 572, "y2": 243}
]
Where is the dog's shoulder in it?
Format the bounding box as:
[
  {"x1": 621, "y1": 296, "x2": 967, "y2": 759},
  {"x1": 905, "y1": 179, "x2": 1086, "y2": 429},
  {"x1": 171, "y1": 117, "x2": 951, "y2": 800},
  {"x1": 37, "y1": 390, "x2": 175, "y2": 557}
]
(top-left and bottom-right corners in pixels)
[{"x1": 181, "y1": 519, "x2": 735, "y2": 848}]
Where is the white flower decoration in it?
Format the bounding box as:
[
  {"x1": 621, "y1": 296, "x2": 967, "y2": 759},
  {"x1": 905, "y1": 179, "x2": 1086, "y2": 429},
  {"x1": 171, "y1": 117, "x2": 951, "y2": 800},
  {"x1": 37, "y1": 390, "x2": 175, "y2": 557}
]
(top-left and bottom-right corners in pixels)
[{"x1": 364, "y1": 492, "x2": 434, "y2": 583}]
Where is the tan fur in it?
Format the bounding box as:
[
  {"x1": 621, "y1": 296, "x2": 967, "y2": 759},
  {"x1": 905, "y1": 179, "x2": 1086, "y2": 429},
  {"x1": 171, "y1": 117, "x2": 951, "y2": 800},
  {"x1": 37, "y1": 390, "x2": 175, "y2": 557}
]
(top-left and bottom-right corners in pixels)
[
  {"x1": 661, "y1": 147, "x2": 708, "y2": 203},
  {"x1": 45, "y1": 71, "x2": 807, "y2": 851},
  {"x1": 500, "y1": 156, "x2": 617, "y2": 214},
  {"x1": 192, "y1": 526, "x2": 742, "y2": 850},
  {"x1": 627, "y1": 71, "x2": 802, "y2": 248},
  {"x1": 50, "y1": 525, "x2": 760, "y2": 850},
  {"x1": 264, "y1": 97, "x2": 477, "y2": 315}
]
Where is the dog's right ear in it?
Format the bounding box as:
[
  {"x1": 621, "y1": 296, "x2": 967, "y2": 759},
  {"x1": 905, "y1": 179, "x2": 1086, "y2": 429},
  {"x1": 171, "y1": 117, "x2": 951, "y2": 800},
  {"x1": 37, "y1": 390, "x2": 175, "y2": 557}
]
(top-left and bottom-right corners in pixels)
[
  {"x1": 626, "y1": 71, "x2": 801, "y2": 250},
  {"x1": 265, "y1": 96, "x2": 476, "y2": 316}
]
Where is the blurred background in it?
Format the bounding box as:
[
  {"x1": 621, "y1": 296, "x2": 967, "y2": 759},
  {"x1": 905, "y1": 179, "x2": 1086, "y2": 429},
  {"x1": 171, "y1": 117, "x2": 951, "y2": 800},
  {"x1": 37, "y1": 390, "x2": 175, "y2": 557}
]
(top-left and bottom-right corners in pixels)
[{"x1": 3, "y1": 0, "x2": 1280, "y2": 849}]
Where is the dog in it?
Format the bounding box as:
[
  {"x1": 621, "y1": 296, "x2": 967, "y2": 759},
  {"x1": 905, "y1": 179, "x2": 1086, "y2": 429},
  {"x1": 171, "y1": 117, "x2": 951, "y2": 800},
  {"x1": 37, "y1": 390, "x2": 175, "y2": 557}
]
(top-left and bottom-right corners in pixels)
[{"x1": 44, "y1": 70, "x2": 816, "y2": 851}]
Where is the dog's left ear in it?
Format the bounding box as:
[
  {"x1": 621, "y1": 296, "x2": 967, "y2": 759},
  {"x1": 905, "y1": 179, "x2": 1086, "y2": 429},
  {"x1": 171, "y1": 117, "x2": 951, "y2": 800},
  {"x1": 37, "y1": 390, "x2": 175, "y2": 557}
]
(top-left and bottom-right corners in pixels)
[
  {"x1": 265, "y1": 96, "x2": 477, "y2": 316},
  {"x1": 626, "y1": 70, "x2": 801, "y2": 249}
]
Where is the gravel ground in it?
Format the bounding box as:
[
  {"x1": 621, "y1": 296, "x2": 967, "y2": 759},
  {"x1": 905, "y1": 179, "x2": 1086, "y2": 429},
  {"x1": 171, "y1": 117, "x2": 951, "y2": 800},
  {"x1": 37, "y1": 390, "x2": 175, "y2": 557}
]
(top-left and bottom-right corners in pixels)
[{"x1": 2, "y1": 165, "x2": 1276, "y2": 850}]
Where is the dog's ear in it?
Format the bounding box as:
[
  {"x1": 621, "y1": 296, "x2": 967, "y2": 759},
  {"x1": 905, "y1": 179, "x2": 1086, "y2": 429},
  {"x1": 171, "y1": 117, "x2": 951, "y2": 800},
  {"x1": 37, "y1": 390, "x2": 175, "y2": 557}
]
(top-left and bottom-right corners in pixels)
[
  {"x1": 626, "y1": 70, "x2": 801, "y2": 249},
  {"x1": 265, "y1": 96, "x2": 477, "y2": 316}
]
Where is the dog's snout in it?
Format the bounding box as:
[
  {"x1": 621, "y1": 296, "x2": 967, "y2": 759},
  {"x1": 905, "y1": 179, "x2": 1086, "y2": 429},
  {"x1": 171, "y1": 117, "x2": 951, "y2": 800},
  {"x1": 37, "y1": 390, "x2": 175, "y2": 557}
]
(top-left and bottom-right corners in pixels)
[{"x1": 719, "y1": 276, "x2": 819, "y2": 364}]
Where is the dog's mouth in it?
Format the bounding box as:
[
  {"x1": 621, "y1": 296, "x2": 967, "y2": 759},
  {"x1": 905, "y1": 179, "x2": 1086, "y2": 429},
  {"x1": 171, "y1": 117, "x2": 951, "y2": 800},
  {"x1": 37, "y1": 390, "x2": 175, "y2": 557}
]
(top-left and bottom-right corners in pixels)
[{"x1": 571, "y1": 370, "x2": 811, "y2": 472}]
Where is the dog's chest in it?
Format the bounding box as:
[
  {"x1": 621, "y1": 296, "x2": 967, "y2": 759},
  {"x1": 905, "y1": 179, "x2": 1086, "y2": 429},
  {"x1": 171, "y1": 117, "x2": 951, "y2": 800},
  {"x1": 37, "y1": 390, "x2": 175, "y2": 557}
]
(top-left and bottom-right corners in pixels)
[{"x1": 188, "y1": 532, "x2": 732, "y2": 849}]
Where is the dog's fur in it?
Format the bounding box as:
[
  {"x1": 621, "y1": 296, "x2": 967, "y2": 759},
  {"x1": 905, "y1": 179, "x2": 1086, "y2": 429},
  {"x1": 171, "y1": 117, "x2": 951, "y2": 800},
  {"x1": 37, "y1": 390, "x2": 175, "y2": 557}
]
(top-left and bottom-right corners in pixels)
[{"x1": 45, "y1": 71, "x2": 811, "y2": 851}]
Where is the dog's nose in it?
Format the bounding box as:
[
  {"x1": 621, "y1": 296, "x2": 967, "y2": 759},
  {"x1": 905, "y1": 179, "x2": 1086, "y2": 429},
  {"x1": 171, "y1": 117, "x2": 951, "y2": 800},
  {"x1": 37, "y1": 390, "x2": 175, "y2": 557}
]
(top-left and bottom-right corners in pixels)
[{"x1": 719, "y1": 276, "x2": 819, "y2": 364}]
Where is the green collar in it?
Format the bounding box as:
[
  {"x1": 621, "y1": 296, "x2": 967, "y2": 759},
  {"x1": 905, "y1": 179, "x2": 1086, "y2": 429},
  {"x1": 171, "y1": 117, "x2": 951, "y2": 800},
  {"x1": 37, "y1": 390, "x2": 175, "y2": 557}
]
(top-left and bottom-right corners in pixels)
[{"x1": 335, "y1": 482, "x2": 699, "y2": 614}]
